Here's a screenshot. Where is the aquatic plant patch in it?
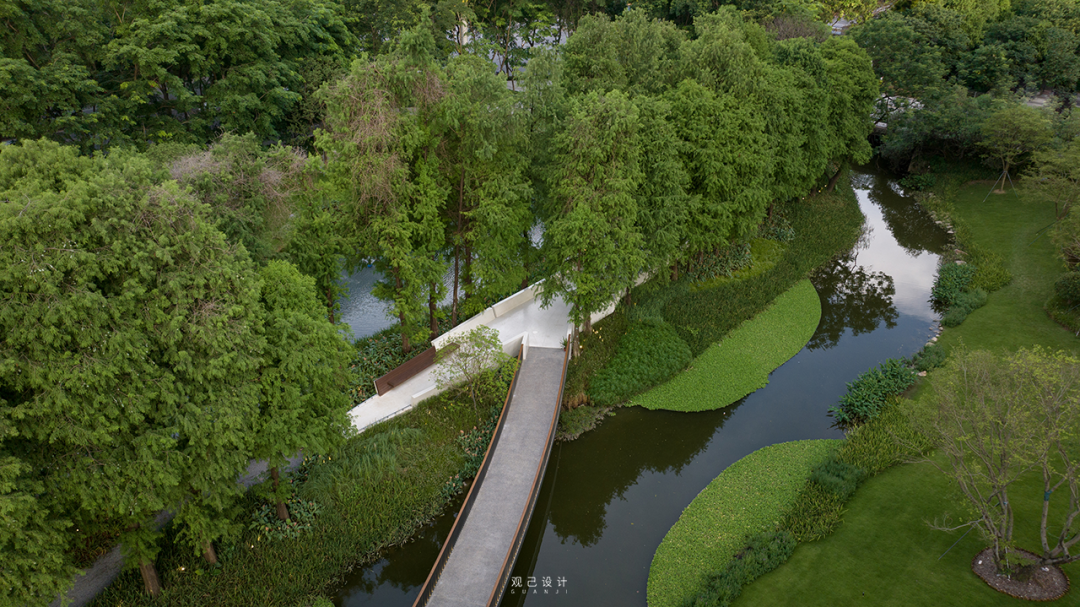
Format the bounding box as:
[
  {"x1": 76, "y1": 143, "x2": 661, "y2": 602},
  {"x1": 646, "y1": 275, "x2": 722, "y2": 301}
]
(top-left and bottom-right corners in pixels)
[
  {"x1": 633, "y1": 280, "x2": 821, "y2": 413},
  {"x1": 647, "y1": 439, "x2": 840, "y2": 607}
]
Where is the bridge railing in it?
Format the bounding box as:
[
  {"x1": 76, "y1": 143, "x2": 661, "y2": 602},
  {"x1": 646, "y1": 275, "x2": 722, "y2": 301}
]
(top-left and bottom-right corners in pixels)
[{"x1": 412, "y1": 345, "x2": 524, "y2": 607}]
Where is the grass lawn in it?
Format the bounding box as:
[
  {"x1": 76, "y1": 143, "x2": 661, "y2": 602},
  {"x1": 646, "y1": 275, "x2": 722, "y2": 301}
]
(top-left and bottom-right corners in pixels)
[
  {"x1": 934, "y1": 180, "x2": 1080, "y2": 354},
  {"x1": 649, "y1": 440, "x2": 840, "y2": 607},
  {"x1": 633, "y1": 279, "x2": 821, "y2": 412},
  {"x1": 734, "y1": 454, "x2": 1080, "y2": 606},
  {"x1": 733, "y1": 175, "x2": 1080, "y2": 606}
]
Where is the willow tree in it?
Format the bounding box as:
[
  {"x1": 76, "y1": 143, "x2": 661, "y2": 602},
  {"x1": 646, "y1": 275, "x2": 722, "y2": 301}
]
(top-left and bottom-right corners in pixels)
[
  {"x1": 540, "y1": 90, "x2": 645, "y2": 352},
  {"x1": 317, "y1": 26, "x2": 448, "y2": 353},
  {"x1": 0, "y1": 140, "x2": 264, "y2": 597}
]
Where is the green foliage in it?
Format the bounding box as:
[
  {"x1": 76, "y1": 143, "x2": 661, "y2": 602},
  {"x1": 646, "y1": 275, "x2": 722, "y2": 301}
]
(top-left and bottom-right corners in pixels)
[
  {"x1": 635, "y1": 280, "x2": 821, "y2": 412},
  {"x1": 3, "y1": 0, "x2": 357, "y2": 150},
  {"x1": 91, "y1": 363, "x2": 516, "y2": 606},
  {"x1": 434, "y1": 326, "x2": 513, "y2": 414},
  {"x1": 931, "y1": 262, "x2": 977, "y2": 307},
  {"x1": 587, "y1": 320, "x2": 691, "y2": 406},
  {"x1": 663, "y1": 185, "x2": 864, "y2": 356},
  {"x1": 686, "y1": 243, "x2": 753, "y2": 283},
  {"x1": 540, "y1": 88, "x2": 645, "y2": 334},
  {"x1": 979, "y1": 103, "x2": 1055, "y2": 175},
  {"x1": 809, "y1": 455, "x2": 867, "y2": 502},
  {"x1": 899, "y1": 173, "x2": 937, "y2": 192},
  {"x1": 250, "y1": 497, "x2": 323, "y2": 541},
  {"x1": 1054, "y1": 271, "x2": 1080, "y2": 303},
  {"x1": 678, "y1": 531, "x2": 797, "y2": 607},
  {"x1": 781, "y1": 400, "x2": 931, "y2": 542},
  {"x1": 941, "y1": 287, "x2": 988, "y2": 327},
  {"x1": 830, "y1": 359, "x2": 917, "y2": 425},
  {"x1": 561, "y1": 308, "x2": 629, "y2": 408},
  {"x1": 647, "y1": 440, "x2": 840, "y2": 607},
  {"x1": 0, "y1": 139, "x2": 265, "y2": 582},
  {"x1": 911, "y1": 343, "x2": 948, "y2": 372}
]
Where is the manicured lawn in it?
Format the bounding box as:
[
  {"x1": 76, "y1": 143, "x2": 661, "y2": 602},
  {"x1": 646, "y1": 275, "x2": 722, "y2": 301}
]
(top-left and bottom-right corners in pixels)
[
  {"x1": 648, "y1": 440, "x2": 840, "y2": 607},
  {"x1": 734, "y1": 454, "x2": 1080, "y2": 606},
  {"x1": 633, "y1": 279, "x2": 821, "y2": 412},
  {"x1": 936, "y1": 181, "x2": 1080, "y2": 354}
]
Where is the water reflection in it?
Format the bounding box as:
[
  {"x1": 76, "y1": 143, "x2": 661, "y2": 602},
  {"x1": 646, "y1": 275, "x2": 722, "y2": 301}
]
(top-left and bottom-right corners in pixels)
[
  {"x1": 330, "y1": 165, "x2": 951, "y2": 607},
  {"x1": 809, "y1": 251, "x2": 897, "y2": 351},
  {"x1": 546, "y1": 401, "x2": 744, "y2": 548}
]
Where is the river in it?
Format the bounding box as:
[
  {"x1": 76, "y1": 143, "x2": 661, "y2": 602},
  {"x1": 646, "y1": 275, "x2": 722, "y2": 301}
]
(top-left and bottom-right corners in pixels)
[{"x1": 332, "y1": 165, "x2": 950, "y2": 606}]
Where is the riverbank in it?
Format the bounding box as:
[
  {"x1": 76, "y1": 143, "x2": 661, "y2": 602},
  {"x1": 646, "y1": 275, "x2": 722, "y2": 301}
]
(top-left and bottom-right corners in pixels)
[
  {"x1": 88, "y1": 363, "x2": 517, "y2": 607},
  {"x1": 729, "y1": 171, "x2": 1080, "y2": 605},
  {"x1": 557, "y1": 179, "x2": 865, "y2": 440}
]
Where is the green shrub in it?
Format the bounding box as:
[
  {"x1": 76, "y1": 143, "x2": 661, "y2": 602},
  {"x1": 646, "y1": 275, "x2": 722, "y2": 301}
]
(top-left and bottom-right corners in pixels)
[
  {"x1": 911, "y1": 343, "x2": 947, "y2": 372},
  {"x1": 1055, "y1": 272, "x2": 1080, "y2": 304},
  {"x1": 836, "y1": 399, "x2": 931, "y2": 475},
  {"x1": 679, "y1": 531, "x2": 797, "y2": 607},
  {"x1": 899, "y1": 172, "x2": 936, "y2": 192},
  {"x1": 588, "y1": 320, "x2": 692, "y2": 406},
  {"x1": 782, "y1": 399, "x2": 931, "y2": 542},
  {"x1": 940, "y1": 288, "x2": 987, "y2": 327},
  {"x1": 562, "y1": 307, "x2": 629, "y2": 406},
  {"x1": 686, "y1": 243, "x2": 753, "y2": 283},
  {"x1": 809, "y1": 455, "x2": 866, "y2": 501},
  {"x1": 930, "y1": 263, "x2": 976, "y2": 308},
  {"x1": 829, "y1": 359, "x2": 916, "y2": 425}
]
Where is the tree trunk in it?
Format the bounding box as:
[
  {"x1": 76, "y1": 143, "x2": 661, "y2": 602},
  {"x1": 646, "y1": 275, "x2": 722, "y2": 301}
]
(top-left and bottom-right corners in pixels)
[
  {"x1": 395, "y1": 268, "x2": 411, "y2": 354},
  {"x1": 326, "y1": 286, "x2": 335, "y2": 324},
  {"x1": 624, "y1": 286, "x2": 632, "y2": 307},
  {"x1": 429, "y1": 283, "x2": 438, "y2": 340},
  {"x1": 139, "y1": 559, "x2": 162, "y2": 597},
  {"x1": 462, "y1": 244, "x2": 473, "y2": 301},
  {"x1": 452, "y1": 245, "x2": 460, "y2": 326},
  {"x1": 583, "y1": 313, "x2": 592, "y2": 335},
  {"x1": 271, "y1": 466, "x2": 290, "y2": 522},
  {"x1": 202, "y1": 541, "x2": 218, "y2": 565},
  {"x1": 671, "y1": 262, "x2": 678, "y2": 282},
  {"x1": 824, "y1": 164, "x2": 845, "y2": 193}
]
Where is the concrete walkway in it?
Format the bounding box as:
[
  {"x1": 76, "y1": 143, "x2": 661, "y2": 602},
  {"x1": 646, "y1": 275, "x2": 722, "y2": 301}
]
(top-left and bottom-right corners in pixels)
[
  {"x1": 348, "y1": 285, "x2": 575, "y2": 432},
  {"x1": 422, "y1": 347, "x2": 566, "y2": 607}
]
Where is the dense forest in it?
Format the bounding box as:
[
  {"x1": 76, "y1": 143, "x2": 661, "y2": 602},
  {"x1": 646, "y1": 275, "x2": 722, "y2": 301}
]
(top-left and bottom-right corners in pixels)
[{"x1": 8, "y1": 0, "x2": 1080, "y2": 602}]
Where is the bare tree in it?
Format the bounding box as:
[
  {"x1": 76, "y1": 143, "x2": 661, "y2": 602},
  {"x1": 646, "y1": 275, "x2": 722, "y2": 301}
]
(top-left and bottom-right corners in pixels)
[
  {"x1": 916, "y1": 347, "x2": 1080, "y2": 574},
  {"x1": 915, "y1": 348, "x2": 1040, "y2": 573}
]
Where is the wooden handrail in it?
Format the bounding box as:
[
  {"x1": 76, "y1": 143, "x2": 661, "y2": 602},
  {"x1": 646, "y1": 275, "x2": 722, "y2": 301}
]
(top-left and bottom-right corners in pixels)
[
  {"x1": 412, "y1": 346, "x2": 523, "y2": 607},
  {"x1": 486, "y1": 345, "x2": 568, "y2": 607}
]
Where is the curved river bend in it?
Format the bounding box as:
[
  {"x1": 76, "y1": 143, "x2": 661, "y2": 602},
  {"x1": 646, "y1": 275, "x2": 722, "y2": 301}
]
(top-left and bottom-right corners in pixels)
[{"x1": 332, "y1": 165, "x2": 950, "y2": 607}]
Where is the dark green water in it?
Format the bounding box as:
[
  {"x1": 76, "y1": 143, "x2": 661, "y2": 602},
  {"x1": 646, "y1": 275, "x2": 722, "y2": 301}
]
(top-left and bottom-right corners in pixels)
[{"x1": 334, "y1": 165, "x2": 950, "y2": 607}]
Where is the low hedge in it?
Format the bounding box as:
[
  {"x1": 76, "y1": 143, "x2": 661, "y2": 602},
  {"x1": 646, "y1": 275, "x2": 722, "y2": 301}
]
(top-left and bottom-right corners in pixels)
[
  {"x1": 828, "y1": 358, "x2": 916, "y2": 425},
  {"x1": 587, "y1": 319, "x2": 692, "y2": 406},
  {"x1": 678, "y1": 531, "x2": 797, "y2": 607},
  {"x1": 647, "y1": 440, "x2": 840, "y2": 607},
  {"x1": 634, "y1": 280, "x2": 821, "y2": 413}
]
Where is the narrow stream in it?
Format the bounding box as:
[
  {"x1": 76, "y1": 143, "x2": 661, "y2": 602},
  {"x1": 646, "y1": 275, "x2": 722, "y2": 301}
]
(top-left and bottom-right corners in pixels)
[{"x1": 333, "y1": 165, "x2": 950, "y2": 606}]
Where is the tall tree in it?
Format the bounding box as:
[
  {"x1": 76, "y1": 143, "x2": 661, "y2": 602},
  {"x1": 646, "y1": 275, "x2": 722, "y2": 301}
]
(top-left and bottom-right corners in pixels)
[
  {"x1": 540, "y1": 90, "x2": 645, "y2": 352},
  {"x1": 250, "y1": 261, "x2": 352, "y2": 523},
  {"x1": 317, "y1": 24, "x2": 447, "y2": 354},
  {"x1": 439, "y1": 53, "x2": 532, "y2": 322},
  {"x1": 0, "y1": 140, "x2": 264, "y2": 596}
]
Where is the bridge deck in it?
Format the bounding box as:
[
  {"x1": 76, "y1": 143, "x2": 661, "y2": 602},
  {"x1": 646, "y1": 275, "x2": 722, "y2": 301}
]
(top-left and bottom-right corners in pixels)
[{"x1": 422, "y1": 346, "x2": 566, "y2": 607}]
